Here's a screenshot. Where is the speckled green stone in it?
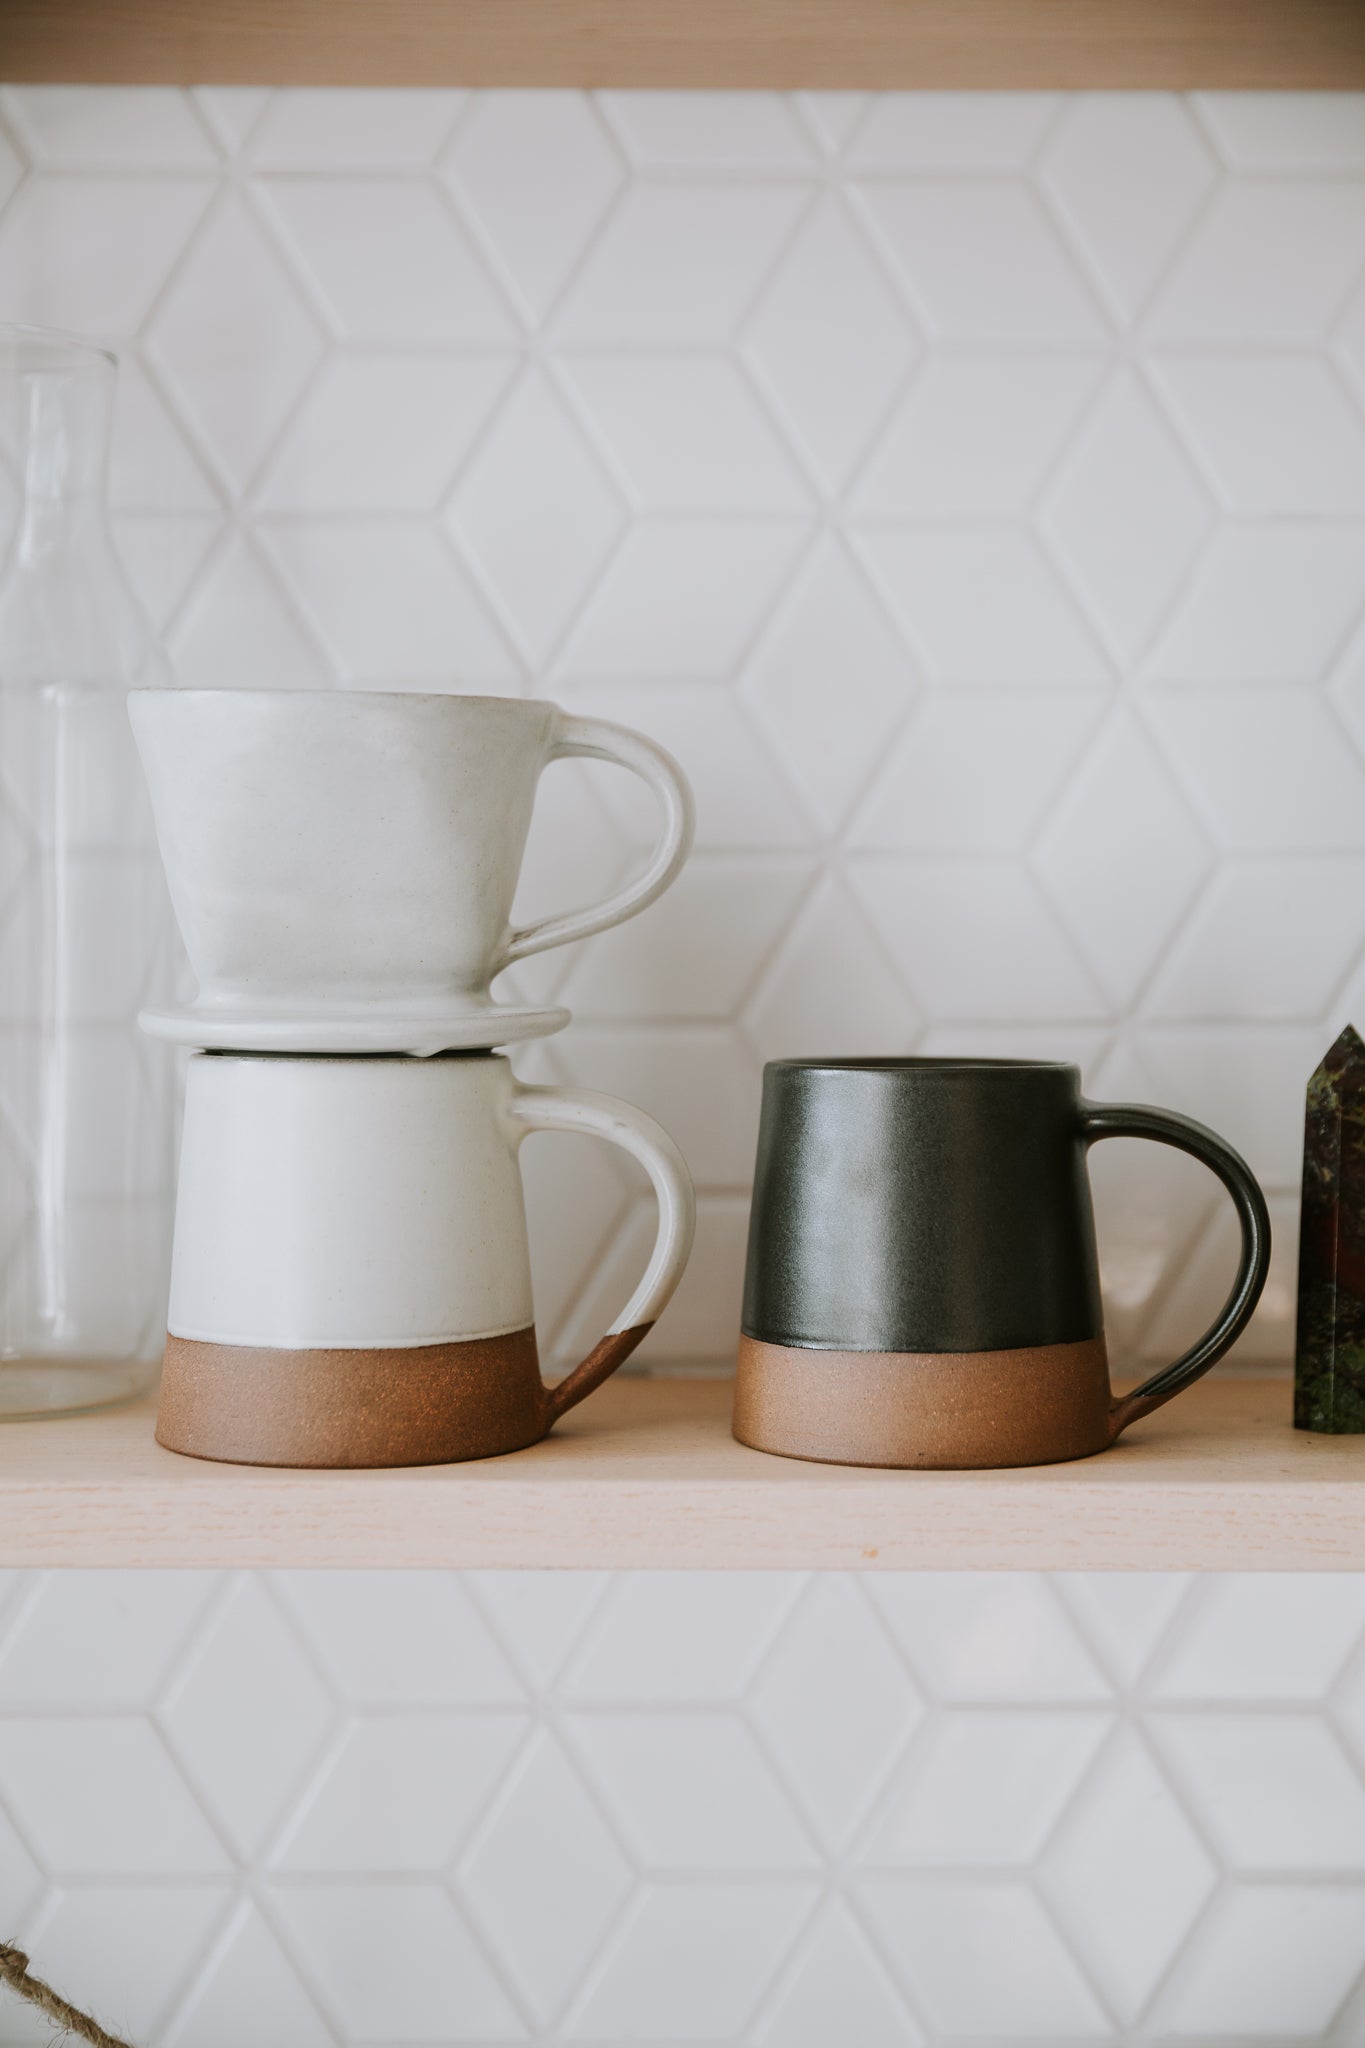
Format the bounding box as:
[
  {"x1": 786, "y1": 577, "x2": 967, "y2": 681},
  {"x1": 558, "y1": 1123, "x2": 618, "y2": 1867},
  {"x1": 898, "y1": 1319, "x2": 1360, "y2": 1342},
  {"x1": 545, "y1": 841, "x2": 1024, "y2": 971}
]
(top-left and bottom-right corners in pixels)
[{"x1": 1295, "y1": 1024, "x2": 1365, "y2": 1433}]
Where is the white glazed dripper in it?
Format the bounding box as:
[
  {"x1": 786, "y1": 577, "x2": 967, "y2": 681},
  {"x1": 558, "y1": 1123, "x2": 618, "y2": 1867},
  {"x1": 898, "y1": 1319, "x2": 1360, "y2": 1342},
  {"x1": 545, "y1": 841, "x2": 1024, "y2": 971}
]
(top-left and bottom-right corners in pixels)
[{"x1": 129, "y1": 689, "x2": 693, "y2": 1045}]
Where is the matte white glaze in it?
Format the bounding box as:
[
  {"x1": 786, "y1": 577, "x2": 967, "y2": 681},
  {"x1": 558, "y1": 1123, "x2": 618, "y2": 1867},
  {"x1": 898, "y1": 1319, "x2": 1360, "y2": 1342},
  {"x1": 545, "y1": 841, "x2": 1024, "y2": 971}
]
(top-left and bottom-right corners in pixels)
[
  {"x1": 129, "y1": 689, "x2": 694, "y2": 1025},
  {"x1": 168, "y1": 1052, "x2": 694, "y2": 1352},
  {"x1": 138, "y1": 995, "x2": 570, "y2": 1056}
]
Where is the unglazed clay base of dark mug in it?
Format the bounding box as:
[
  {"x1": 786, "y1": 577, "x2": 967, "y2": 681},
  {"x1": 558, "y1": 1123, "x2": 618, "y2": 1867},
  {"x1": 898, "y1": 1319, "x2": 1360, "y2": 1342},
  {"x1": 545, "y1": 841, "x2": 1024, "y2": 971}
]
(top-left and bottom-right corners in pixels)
[
  {"x1": 734, "y1": 1334, "x2": 1120, "y2": 1470},
  {"x1": 156, "y1": 1324, "x2": 650, "y2": 1469}
]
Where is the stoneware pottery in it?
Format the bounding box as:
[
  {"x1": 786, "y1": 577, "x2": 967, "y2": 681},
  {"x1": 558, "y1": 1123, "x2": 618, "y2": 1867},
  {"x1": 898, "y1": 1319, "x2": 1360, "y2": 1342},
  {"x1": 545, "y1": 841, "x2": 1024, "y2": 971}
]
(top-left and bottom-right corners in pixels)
[
  {"x1": 128, "y1": 689, "x2": 693, "y2": 1054},
  {"x1": 734, "y1": 1058, "x2": 1271, "y2": 1470},
  {"x1": 138, "y1": 996, "x2": 571, "y2": 1058},
  {"x1": 156, "y1": 1050, "x2": 694, "y2": 1467}
]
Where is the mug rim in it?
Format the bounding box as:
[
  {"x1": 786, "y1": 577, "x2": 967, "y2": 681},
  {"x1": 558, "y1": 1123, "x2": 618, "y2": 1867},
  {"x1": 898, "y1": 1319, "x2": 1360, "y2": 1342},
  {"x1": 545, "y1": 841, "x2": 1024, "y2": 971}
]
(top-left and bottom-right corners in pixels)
[
  {"x1": 197, "y1": 1048, "x2": 503, "y2": 1065},
  {"x1": 765, "y1": 1056, "x2": 1077, "y2": 1075},
  {"x1": 127, "y1": 686, "x2": 552, "y2": 714}
]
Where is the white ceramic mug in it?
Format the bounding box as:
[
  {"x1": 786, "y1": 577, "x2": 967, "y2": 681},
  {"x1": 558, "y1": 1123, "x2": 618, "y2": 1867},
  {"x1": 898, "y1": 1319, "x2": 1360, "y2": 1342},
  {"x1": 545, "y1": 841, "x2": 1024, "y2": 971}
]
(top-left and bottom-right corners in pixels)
[
  {"x1": 128, "y1": 689, "x2": 693, "y2": 1029},
  {"x1": 156, "y1": 1050, "x2": 695, "y2": 1467}
]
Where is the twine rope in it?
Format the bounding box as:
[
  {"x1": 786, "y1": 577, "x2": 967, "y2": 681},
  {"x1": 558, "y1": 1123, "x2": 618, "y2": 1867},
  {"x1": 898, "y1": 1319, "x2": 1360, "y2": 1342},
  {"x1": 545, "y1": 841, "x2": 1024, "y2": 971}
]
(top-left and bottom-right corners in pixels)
[{"x1": 0, "y1": 1942, "x2": 136, "y2": 2048}]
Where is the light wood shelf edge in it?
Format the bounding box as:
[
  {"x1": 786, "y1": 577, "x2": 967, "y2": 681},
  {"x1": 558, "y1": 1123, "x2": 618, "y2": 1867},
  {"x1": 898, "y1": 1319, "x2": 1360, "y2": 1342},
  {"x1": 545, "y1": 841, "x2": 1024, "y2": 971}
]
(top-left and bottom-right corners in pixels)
[
  {"x1": 3, "y1": 1375, "x2": 1363, "y2": 1570},
  {"x1": 2, "y1": 0, "x2": 1364, "y2": 89}
]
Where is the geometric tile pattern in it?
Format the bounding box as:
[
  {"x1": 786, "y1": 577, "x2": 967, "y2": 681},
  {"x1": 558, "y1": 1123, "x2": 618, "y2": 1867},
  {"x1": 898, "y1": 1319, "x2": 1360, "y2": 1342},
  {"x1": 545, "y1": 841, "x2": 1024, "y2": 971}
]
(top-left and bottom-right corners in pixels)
[
  {"x1": 0, "y1": 85, "x2": 1363, "y2": 1385},
  {"x1": 1, "y1": 1569, "x2": 1365, "y2": 2043}
]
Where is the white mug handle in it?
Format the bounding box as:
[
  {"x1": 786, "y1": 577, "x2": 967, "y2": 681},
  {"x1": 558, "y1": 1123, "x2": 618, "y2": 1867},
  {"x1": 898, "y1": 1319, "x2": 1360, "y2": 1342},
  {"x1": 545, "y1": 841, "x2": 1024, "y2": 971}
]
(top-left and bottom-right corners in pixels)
[
  {"x1": 497, "y1": 714, "x2": 694, "y2": 972},
  {"x1": 507, "y1": 1082, "x2": 695, "y2": 1422}
]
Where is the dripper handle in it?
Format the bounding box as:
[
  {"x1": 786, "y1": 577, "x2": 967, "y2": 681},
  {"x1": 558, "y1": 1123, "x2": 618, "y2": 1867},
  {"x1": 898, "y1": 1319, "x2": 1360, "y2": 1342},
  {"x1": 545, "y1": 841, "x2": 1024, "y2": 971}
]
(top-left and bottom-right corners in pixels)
[{"x1": 498, "y1": 715, "x2": 694, "y2": 971}]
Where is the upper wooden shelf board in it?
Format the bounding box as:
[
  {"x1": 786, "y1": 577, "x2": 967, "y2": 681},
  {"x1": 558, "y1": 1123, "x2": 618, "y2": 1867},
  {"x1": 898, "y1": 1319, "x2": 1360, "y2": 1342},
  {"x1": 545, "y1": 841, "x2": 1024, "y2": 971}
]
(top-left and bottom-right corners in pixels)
[
  {"x1": 2, "y1": 0, "x2": 1364, "y2": 90},
  {"x1": 3, "y1": 1374, "x2": 1364, "y2": 1570}
]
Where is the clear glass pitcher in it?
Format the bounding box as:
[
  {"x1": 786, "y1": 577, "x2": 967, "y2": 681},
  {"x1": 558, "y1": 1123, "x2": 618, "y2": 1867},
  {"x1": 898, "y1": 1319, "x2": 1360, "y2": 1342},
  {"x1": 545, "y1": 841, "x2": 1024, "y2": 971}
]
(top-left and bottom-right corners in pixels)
[{"x1": 0, "y1": 326, "x2": 174, "y2": 1415}]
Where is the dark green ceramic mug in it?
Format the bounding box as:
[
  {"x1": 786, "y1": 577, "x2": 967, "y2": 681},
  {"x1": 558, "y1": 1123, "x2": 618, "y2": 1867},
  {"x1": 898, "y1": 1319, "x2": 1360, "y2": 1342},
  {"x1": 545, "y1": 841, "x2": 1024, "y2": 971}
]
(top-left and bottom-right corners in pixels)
[{"x1": 733, "y1": 1057, "x2": 1271, "y2": 1470}]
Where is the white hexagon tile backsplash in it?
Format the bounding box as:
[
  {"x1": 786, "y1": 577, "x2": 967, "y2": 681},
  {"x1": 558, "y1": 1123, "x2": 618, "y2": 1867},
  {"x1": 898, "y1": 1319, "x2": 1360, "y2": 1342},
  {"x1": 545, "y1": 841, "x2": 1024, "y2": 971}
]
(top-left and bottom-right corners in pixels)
[
  {"x1": 0, "y1": 86, "x2": 1363, "y2": 1374},
  {"x1": 1, "y1": 1570, "x2": 1365, "y2": 2044}
]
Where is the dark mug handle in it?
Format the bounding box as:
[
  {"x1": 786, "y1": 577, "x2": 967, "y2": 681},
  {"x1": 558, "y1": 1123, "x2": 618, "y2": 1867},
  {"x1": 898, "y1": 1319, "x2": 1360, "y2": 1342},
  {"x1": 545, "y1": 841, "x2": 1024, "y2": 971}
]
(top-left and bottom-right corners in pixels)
[{"x1": 1080, "y1": 1100, "x2": 1272, "y2": 1440}]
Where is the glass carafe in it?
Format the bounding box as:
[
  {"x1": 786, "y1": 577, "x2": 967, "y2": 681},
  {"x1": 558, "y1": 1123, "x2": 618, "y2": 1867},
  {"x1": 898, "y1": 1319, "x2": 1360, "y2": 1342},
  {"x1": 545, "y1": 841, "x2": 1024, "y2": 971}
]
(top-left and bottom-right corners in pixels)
[{"x1": 0, "y1": 327, "x2": 174, "y2": 1415}]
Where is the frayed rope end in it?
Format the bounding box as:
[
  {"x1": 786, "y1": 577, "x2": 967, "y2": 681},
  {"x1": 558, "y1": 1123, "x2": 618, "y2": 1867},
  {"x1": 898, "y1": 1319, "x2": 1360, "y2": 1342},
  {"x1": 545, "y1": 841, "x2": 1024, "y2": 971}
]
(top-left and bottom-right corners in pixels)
[{"x1": 0, "y1": 1941, "x2": 137, "y2": 2048}]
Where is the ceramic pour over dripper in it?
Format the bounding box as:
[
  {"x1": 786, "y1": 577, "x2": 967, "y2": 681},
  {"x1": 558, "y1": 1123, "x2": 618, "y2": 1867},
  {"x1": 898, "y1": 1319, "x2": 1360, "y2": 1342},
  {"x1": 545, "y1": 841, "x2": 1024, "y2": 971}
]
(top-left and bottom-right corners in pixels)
[{"x1": 130, "y1": 687, "x2": 694, "y2": 1056}]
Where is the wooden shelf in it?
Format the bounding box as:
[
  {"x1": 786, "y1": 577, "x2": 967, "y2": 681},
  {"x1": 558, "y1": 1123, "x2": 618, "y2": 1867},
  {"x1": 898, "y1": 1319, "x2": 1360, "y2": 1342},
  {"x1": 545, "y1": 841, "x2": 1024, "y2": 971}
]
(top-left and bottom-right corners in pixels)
[
  {"x1": 2, "y1": 1374, "x2": 1363, "y2": 1570},
  {"x1": 2, "y1": 0, "x2": 1363, "y2": 90}
]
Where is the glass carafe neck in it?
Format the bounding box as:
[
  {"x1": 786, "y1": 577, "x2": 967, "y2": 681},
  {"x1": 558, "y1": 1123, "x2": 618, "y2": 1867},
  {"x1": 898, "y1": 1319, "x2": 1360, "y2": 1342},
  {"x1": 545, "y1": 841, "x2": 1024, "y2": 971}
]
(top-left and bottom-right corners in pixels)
[
  {"x1": 15, "y1": 350, "x2": 115, "y2": 563},
  {"x1": 0, "y1": 328, "x2": 167, "y2": 690}
]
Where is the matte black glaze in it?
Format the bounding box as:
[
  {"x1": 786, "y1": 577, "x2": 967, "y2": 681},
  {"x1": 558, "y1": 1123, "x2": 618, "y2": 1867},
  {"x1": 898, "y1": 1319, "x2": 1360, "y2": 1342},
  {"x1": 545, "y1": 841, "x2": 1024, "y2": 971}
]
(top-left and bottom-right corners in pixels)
[
  {"x1": 743, "y1": 1060, "x2": 1100, "y2": 1352},
  {"x1": 742, "y1": 1059, "x2": 1271, "y2": 1392}
]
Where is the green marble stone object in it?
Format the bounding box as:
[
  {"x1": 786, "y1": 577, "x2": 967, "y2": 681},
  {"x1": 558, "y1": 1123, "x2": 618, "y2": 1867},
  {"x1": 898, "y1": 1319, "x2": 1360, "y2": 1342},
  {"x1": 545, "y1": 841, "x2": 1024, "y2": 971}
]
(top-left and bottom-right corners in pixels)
[{"x1": 1295, "y1": 1024, "x2": 1365, "y2": 1433}]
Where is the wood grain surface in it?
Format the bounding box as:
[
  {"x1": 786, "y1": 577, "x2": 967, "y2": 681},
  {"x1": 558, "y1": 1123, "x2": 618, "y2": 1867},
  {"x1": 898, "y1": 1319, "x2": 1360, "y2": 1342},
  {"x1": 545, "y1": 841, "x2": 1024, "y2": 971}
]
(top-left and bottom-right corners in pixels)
[
  {"x1": 3, "y1": 1375, "x2": 1363, "y2": 1570},
  {"x1": 2, "y1": 0, "x2": 1363, "y2": 89}
]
